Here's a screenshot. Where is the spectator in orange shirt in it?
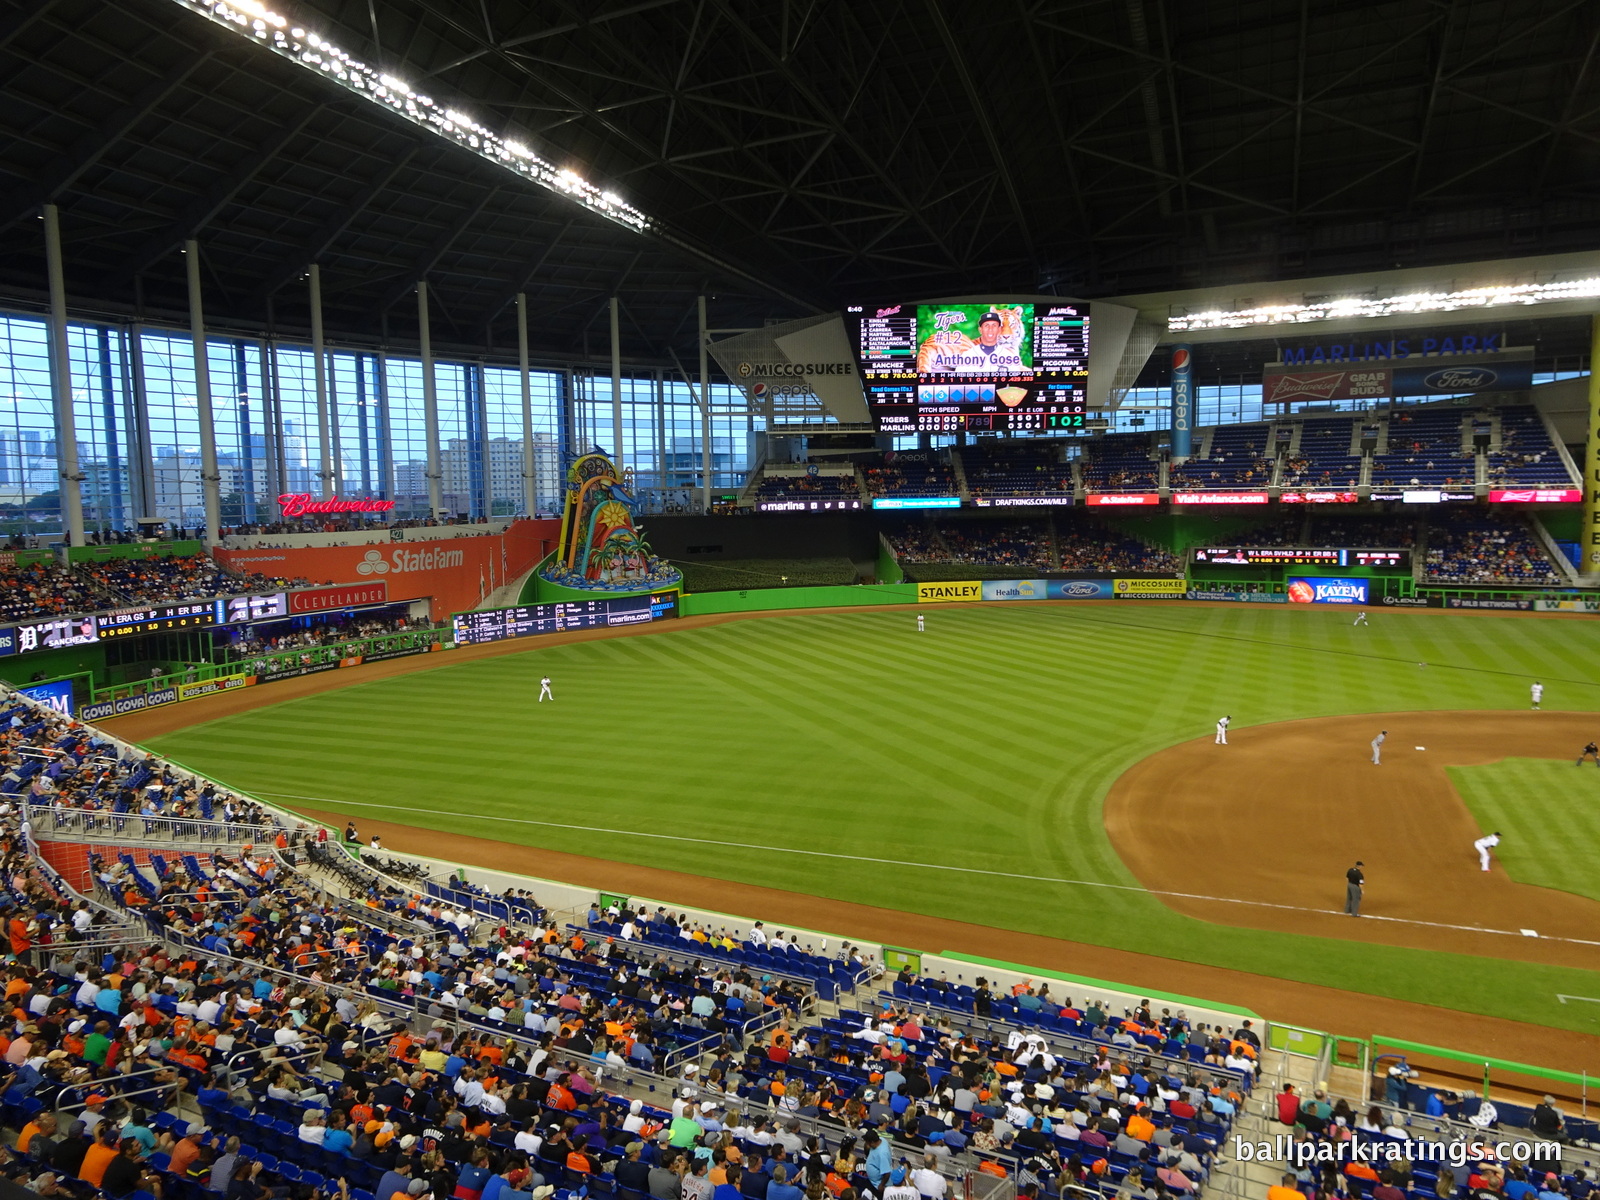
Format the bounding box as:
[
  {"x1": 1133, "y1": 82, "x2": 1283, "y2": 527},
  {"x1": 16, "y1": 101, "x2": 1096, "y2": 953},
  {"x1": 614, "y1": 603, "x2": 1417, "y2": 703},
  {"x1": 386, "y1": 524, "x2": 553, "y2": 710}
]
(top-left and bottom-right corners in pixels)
[
  {"x1": 78, "y1": 1127, "x2": 121, "y2": 1188},
  {"x1": 1267, "y1": 1174, "x2": 1306, "y2": 1200}
]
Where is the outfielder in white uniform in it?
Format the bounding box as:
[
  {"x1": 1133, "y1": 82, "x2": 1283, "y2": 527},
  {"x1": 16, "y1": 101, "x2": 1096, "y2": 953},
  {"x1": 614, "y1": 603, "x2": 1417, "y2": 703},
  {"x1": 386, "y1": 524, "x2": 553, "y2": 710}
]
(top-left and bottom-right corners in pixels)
[
  {"x1": 1215, "y1": 716, "x2": 1230, "y2": 745},
  {"x1": 1353, "y1": 611, "x2": 1367, "y2": 626},
  {"x1": 1474, "y1": 831, "x2": 1501, "y2": 871},
  {"x1": 1371, "y1": 730, "x2": 1386, "y2": 764},
  {"x1": 1531, "y1": 681, "x2": 1543, "y2": 710},
  {"x1": 917, "y1": 613, "x2": 925, "y2": 632},
  {"x1": 538, "y1": 675, "x2": 553, "y2": 702}
]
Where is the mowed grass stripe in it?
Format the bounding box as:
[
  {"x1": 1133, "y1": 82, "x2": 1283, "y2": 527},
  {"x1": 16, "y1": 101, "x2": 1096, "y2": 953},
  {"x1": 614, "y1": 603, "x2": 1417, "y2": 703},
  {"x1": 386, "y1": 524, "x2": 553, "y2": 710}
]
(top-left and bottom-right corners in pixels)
[{"x1": 148, "y1": 603, "x2": 1600, "y2": 1035}]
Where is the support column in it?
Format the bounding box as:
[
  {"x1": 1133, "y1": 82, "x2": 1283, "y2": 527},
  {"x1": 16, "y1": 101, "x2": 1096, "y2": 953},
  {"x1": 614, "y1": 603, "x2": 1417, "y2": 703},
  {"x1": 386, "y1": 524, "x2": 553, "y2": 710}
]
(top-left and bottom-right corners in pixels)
[
  {"x1": 123, "y1": 323, "x2": 156, "y2": 524},
  {"x1": 310, "y1": 264, "x2": 334, "y2": 498},
  {"x1": 1581, "y1": 316, "x2": 1600, "y2": 579},
  {"x1": 184, "y1": 239, "x2": 221, "y2": 543},
  {"x1": 517, "y1": 293, "x2": 535, "y2": 516},
  {"x1": 42, "y1": 204, "x2": 85, "y2": 546},
  {"x1": 610, "y1": 295, "x2": 625, "y2": 473},
  {"x1": 698, "y1": 294, "x2": 712, "y2": 512},
  {"x1": 418, "y1": 281, "x2": 442, "y2": 519}
]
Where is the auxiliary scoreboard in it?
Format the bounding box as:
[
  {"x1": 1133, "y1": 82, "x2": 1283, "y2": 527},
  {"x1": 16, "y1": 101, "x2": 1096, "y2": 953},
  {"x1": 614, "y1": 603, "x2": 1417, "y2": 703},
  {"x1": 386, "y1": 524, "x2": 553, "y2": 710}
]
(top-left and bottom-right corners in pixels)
[{"x1": 453, "y1": 592, "x2": 679, "y2": 646}]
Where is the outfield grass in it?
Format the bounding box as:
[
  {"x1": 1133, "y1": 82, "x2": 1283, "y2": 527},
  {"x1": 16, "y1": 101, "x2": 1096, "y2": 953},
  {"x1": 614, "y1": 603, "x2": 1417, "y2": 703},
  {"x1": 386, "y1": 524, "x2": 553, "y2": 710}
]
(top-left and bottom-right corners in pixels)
[
  {"x1": 145, "y1": 603, "x2": 1600, "y2": 1035},
  {"x1": 1449, "y1": 757, "x2": 1600, "y2": 905}
]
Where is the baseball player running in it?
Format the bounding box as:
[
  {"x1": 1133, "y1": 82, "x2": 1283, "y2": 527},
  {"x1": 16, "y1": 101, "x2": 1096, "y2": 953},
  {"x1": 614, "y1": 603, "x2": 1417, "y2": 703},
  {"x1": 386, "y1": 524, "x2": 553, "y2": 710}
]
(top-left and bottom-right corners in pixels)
[{"x1": 1352, "y1": 611, "x2": 1368, "y2": 627}]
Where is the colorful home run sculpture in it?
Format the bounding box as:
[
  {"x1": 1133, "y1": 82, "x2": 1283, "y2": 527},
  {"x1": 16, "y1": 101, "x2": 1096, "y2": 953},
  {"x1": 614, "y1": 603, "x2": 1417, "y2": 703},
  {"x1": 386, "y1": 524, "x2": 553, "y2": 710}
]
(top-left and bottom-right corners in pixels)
[{"x1": 541, "y1": 453, "x2": 682, "y2": 591}]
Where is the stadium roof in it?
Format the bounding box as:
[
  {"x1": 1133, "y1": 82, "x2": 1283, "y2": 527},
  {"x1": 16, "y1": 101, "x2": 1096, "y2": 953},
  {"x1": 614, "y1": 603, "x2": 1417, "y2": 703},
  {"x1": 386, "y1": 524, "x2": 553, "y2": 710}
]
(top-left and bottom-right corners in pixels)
[{"x1": 2, "y1": 0, "x2": 1598, "y2": 362}]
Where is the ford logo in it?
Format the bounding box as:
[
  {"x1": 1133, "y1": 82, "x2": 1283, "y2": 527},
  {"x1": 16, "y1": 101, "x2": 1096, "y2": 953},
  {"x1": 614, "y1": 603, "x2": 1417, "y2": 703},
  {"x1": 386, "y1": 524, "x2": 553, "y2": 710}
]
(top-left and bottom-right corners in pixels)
[
  {"x1": 1424, "y1": 367, "x2": 1496, "y2": 390},
  {"x1": 1062, "y1": 582, "x2": 1099, "y2": 596}
]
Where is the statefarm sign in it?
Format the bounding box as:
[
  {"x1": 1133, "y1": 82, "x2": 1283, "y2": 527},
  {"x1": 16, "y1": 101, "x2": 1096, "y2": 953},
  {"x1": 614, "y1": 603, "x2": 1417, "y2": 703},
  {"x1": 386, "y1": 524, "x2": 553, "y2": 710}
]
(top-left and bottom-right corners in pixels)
[{"x1": 277, "y1": 493, "x2": 397, "y2": 517}]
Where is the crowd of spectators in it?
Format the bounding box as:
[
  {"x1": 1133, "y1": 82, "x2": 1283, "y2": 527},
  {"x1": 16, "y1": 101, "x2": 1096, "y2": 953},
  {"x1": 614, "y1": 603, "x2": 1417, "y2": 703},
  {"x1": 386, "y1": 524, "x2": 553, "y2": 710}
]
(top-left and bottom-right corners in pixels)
[
  {"x1": 1424, "y1": 515, "x2": 1564, "y2": 585},
  {"x1": 0, "y1": 555, "x2": 331, "y2": 627},
  {"x1": 754, "y1": 474, "x2": 863, "y2": 504},
  {"x1": 862, "y1": 456, "x2": 959, "y2": 501},
  {"x1": 222, "y1": 516, "x2": 490, "y2": 538},
  {"x1": 1056, "y1": 528, "x2": 1180, "y2": 574},
  {"x1": 1304, "y1": 516, "x2": 1416, "y2": 549},
  {"x1": 1169, "y1": 425, "x2": 1272, "y2": 491},
  {"x1": 1485, "y1": 408, "x2": 1575, "y2": 488},
  {"x1": 960, "y1": 445, "x2": 1073, "y2": 504},
  {"x1": 223, "y1": 616, "x2": 433, "y2": 662},
  {"x1": 1081, "y1": 437, "x2": 1158, "y2": 493},
  {"x1": 933, "y1": 523, "x2": 1052, "y2": 569},
  {"x1": 0, "y1": 563, "x2": 105, "y2": 623}
]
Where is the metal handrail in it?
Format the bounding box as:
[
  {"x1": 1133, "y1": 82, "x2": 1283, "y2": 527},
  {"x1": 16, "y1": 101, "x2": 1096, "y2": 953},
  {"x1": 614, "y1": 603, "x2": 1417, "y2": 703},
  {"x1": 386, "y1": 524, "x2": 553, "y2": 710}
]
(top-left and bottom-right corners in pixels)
[{"x1": 29, "y1": 801, "x2": 282, "y2": 846}]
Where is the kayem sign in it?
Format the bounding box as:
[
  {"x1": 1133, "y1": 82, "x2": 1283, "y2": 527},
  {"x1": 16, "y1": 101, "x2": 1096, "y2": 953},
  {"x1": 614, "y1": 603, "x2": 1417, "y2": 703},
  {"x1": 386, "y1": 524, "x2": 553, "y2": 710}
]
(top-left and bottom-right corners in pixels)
[
  {"x1": 1172, "y1": 492, "x2": 1270, "y2": 505},
  {"x1": 1085, "y1": 493, "x2": 1159, "y2": 506},
  {"x1": 1489, "y1": 488, "x2": 1581, "y2": 503},
  {"x1": 277, "y1": 493, "x2": 398, "y2": 517},
  {"x1": 290, "y1": 583, "x2": 389, "y2": 613},
  {"x1": 1287, "y1": 576, "x2": 1370, "y2": 605}
]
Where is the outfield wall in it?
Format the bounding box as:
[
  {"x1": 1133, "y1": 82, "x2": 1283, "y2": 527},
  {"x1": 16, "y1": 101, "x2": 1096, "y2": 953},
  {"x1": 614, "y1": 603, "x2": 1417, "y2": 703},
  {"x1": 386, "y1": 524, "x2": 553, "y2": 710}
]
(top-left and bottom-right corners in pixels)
[{"x1": 681, "y1": 582, "x2": 916, "y2": 615}]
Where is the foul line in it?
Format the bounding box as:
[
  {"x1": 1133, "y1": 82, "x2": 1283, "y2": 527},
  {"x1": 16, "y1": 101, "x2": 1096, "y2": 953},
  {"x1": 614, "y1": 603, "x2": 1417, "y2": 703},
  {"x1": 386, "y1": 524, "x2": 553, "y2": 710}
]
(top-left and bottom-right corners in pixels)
[{"x1": 259, "y1": 791, "x2": 1600, "y2": 951}]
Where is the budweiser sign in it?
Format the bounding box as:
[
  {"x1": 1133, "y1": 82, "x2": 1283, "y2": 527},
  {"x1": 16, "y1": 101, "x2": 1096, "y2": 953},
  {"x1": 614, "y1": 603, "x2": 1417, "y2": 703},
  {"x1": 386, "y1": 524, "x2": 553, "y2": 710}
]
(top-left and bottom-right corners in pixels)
[{"x1": 277, "y1": 493, "x2": 397, "y2": 517}]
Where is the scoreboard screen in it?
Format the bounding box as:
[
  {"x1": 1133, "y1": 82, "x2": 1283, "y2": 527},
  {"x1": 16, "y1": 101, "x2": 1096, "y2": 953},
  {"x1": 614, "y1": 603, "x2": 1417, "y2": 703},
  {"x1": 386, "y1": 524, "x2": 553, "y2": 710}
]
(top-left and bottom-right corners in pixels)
[
  {"x1": 97, "y1": 602, "x2": 217, "y2": 638},
  {"x1": 220, "y1": 592, "x2": 289, "y2": 623},
  {"x1": 845, "y1": 300, "x2": 1090, "y2": 434},
  {"x1": 1193, "y1": 547, "x2": 1412, "y2": 569},
  {"x1": 453, "y1": 592, "x2": 679, "y2": 646}
]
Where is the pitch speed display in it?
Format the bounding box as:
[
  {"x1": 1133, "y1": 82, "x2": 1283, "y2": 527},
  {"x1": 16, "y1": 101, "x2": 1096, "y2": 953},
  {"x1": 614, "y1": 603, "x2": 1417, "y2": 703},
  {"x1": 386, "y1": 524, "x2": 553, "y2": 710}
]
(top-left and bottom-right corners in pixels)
[
  {"x1": 845, "y1": 301, "x2": 1090, "y2": 434},
  {"x1": 453, "y1": 592, "x2": 679, "y2": 646}
]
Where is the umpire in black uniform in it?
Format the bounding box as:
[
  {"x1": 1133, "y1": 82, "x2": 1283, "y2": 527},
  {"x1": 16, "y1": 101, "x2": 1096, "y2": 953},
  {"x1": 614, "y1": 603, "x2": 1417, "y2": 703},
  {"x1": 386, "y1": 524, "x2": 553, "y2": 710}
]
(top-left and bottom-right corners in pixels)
[{"x1": 1344, "y1": 861, "x2": 1365, "y2": 917}]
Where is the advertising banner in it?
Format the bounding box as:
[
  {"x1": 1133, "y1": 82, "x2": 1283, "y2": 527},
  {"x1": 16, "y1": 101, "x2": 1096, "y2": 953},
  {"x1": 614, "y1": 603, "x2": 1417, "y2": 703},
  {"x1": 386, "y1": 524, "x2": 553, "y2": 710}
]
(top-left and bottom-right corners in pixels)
[
  {"x1": 1114, "y1": 579, "x2": 1186, "y2": 597},
  {"x1": 1279, "y1": 491, "x2": 1360, "y2": 504},
  {"x1": 20, "y1": 680, "x2": 74, "y2": 715},
  {"x1": 1445, "y1": 596, "x2": 1533, "y2": 610},
  {"x1": 81, "y1": 686, "x2": 179, "y2": 722},
  {"x1": 1187, "y1": 590, "x2": 1288, "y2": 603},
  {"x1": 1287, "y1": 576, "x2": 1370, "y2": 605},
  {"x1": 358, "y1": 644, "x2": 442, "y2": 664},
  {"x1": 981, "y1": 579, "x2": 1049, "y2": 601},
  {"x1": 1172, "y1": 492, "x2": 1270, "y2": 505},
  {"x1": 0, "y1": 628, "x2": 13, "y2": 657},
  {"x1": 1534, "y1": 598, "x2": 1600, "y2": 612},
  {"x1": 213, "y1": 518, "x2": 558, "y2": 617},
  {"x1": 1046, "y1": 579, "x2": 1115, "y2": 599},
  {"x1": 917, "y1": 581, "x2": 982, "y2": 603},
  {"x1": 1263, "y1": 351, "x2": 1534, "y2": 406},
  {"x1": 1380, "y1": 595, "x2": 1441, "y2": 608},
  {"x1": 1170, "y1": 345, "x2": 1193, "y2": 458},
  {"x1": 1488, "y1": 488, "x2": 1582, "y2": 504},
  {"x1": 177, "y1": 674, "x2": 250, "y2": 701},
  {"x1": 971, "y1": 495, "x2": 1074, "y2": 507},
  {"x1": 1085, "y1": 493, "x2": 1159, "y2": 506},
  {"x1": 290, "y1": 583, "x2": 390, "y2": 613},
  {"x1": 254, "y1": 660, "x2": 343, "y2": 685},
  {"x1": 871, "y1": 496, "x2": 961, "y2": 510}
]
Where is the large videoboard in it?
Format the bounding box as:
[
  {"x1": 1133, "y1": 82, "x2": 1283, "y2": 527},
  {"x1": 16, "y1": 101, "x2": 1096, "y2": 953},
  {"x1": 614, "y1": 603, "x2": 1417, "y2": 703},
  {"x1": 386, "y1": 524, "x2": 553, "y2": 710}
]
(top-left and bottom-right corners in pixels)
[
  {"x1": 453, "y1": 592, "x2": 679, "y2": 646},
  {"x1": 844, "y1": 301, "x2": 1090, "y2": 434}
]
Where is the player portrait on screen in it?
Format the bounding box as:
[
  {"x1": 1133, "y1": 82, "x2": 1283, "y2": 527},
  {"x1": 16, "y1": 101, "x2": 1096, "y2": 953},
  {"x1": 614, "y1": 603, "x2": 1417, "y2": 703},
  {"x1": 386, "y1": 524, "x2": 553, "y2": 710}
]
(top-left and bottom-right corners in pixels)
[{"x1": 915, "y1": 304, "x2": 1032, "y2": 376}]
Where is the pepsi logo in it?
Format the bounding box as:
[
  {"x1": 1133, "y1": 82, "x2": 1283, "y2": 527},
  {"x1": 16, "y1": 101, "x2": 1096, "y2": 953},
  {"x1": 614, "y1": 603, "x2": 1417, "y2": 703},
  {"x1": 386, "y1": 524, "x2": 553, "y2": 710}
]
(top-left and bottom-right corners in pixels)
[{"x1": 1172, "y1": 349, "x2": 1191, "y2": 371}]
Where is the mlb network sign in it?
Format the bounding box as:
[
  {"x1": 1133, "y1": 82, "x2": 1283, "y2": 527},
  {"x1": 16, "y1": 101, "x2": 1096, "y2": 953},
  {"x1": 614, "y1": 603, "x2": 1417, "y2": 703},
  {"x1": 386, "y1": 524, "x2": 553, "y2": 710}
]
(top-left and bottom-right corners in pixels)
[{"x1": 1287, "y1": 576, "x2": 1369, "y2": 606}]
